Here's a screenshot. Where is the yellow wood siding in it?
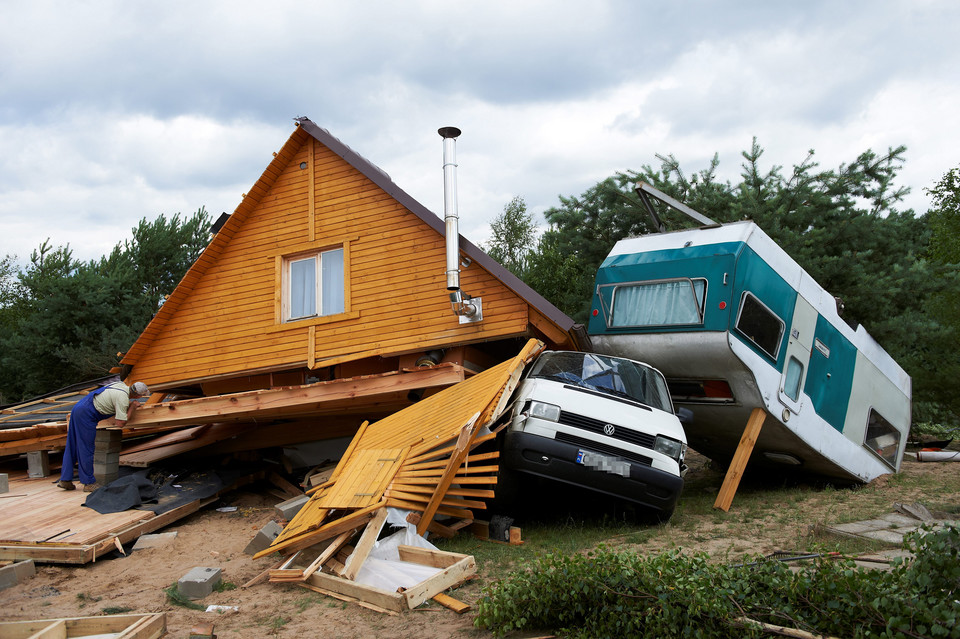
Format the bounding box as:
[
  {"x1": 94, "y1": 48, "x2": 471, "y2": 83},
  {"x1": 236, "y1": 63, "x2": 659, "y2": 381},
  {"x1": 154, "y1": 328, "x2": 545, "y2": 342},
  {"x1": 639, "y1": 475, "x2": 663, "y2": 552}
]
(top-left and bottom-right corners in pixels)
[{"x1": 126, "y1": 130, "x2": 532, "y2": 388}]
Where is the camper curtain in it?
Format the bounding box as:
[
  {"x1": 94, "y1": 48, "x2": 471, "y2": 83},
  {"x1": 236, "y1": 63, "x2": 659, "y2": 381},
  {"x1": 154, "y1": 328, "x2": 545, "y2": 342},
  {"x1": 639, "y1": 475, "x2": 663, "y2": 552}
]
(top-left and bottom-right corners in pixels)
[{"x1": 611, "y1": 280, "x2": 703, "y2": 327}]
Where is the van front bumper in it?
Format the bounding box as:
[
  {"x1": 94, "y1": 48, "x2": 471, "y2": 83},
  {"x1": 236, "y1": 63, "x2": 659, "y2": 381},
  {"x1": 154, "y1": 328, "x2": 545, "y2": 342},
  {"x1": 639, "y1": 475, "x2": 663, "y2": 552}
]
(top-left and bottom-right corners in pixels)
[{"x1": 501, "y1": 431, "x2": 683, "y2": 514}]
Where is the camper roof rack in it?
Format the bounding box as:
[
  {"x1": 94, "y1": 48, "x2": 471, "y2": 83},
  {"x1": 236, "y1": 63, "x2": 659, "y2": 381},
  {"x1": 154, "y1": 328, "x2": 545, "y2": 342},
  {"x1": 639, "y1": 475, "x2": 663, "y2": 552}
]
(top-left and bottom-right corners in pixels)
[{"x1": 635, "y1": 181, "x2": 717, "y2": 233}]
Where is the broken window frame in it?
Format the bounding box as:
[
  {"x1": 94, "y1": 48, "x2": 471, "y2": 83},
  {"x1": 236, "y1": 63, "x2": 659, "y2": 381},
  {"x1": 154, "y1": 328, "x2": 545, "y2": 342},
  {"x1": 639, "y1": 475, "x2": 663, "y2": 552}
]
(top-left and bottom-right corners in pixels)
[{"x1": 863, "y1": 408, "x2": 901, "y2": 468}]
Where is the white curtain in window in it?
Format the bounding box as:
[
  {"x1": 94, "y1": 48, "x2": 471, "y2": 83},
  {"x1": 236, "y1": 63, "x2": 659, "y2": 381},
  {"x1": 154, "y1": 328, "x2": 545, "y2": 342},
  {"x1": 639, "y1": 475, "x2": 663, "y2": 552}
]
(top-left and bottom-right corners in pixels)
[
  {"x1": 321, "y1": 248, "x2": 345, "y2": 315},
  {"x1": 611, "y1": 281, "x2": 702, "y2": 327},
  {"x1": 290, "y1": 257, "x2": 317, "y2": 319}
]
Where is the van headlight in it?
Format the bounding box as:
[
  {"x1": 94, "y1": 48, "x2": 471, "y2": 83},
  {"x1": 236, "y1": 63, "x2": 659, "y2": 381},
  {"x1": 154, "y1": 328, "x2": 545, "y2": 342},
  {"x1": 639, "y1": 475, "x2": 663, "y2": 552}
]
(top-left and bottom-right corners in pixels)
[
  {"x1": 528, "y1": 401, "x2": 561, "y2": 422},
  {"x1": 654, "y1": 435, "x2": 686, "y2": 462}
]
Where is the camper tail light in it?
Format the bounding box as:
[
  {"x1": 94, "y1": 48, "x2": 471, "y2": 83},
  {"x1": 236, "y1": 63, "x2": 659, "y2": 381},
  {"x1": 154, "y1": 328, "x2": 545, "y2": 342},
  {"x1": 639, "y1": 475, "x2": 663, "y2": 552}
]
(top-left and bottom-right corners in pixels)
[
  {"x1": 528, "y1": 401, "x2": 561, "y2": 423},
  {"x1": 654, "y1": 435, "x2": 686, "y2": 462}
]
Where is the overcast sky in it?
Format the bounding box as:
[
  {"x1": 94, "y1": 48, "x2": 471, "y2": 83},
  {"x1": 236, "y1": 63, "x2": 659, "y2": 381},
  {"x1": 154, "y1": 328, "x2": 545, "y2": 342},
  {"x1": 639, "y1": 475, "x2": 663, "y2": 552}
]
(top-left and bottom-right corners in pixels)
[{"x1": 1, "y1": 0, "x2": 957, "y2": 266}]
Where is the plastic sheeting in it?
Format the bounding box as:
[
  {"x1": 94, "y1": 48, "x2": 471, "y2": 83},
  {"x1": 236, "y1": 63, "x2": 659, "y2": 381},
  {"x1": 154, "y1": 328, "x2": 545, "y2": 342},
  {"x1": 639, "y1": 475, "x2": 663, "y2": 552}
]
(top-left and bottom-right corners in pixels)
[{"x1": 352, "y1": 508, "x2": 442, "y2": 591}]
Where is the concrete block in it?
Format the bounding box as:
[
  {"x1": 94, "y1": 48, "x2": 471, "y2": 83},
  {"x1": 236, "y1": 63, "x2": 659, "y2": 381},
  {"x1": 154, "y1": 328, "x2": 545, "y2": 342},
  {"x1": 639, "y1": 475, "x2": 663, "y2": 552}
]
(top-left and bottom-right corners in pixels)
[
  {"x1": 0, "y1": 473, "x2": 7, "y2": 494},
  {"x1": 95, "y1": 428, "x2": 123, "y2": 443},
  {"x1": 93, "y1": 449, "x2": 120, "y2": 464},
  {"x1": 275, "y1": 494, "x2": 309, "y2": 521},
  {"x1": 27, "y1": 451, "x2": 51, "y2": 478},
  {"x1": 133, "y1": 531, "x2": 178, "y2": 551},
  {"x1": 243, "y1": 520, "x2": 284, "y2": 556},
  {"x1": 177, "y1": 566, "x2": 222, "y2": 600},
  {"x1": 0, "y1": 559, "x2": 36, "y2": 590}
]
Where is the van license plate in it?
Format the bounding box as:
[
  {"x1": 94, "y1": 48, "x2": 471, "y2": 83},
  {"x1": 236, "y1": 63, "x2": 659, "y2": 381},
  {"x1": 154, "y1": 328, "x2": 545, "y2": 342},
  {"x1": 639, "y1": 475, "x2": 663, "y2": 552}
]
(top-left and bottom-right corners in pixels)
[{"x1": 577, "y1": 450, "x2": 630, "y2": 477}]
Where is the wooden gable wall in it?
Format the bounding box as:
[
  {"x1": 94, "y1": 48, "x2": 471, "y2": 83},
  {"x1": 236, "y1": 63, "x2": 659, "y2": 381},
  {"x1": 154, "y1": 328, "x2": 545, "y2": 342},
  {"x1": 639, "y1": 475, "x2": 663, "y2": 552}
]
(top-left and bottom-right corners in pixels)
[{"x1": 123, "y1": 125, "x2": 537, "y2": 389}]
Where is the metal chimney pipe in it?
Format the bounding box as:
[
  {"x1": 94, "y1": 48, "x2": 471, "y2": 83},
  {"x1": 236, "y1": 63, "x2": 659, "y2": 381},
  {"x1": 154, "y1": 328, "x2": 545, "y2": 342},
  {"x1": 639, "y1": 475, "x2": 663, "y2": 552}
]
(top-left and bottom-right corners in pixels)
[{"x1": 439, "y1": 126, "x2": 462, "y2": 291}]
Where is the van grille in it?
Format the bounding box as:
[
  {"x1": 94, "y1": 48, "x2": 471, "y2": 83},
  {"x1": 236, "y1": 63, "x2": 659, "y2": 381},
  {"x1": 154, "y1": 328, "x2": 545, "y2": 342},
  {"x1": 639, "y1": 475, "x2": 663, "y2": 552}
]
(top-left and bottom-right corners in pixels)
[
  {"x1": 555, "y1": 432, "x2": 653, "y2": 467},
  {"x1": 558, "y1": 411, "x2": 657, "y2": 449}
]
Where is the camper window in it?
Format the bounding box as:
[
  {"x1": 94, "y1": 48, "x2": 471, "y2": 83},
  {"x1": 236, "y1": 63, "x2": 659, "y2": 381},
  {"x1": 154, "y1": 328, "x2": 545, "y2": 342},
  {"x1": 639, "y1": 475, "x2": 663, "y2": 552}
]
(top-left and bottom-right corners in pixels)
[
  {"x1": 284, "y1": 247, "x2": 345, "y2": 321},
  {"x1": 608, "y1": 278, "x2": 706, "y2": 327},
  {"x1": 783, "y1": 357, "x2": 804, "y2": 401},
  {"x1": 735, "y1": 292, "x2": 783, "y2": 360},
  {"x1": 864, "y1": 409, "x2": 901, "y2": 467}
]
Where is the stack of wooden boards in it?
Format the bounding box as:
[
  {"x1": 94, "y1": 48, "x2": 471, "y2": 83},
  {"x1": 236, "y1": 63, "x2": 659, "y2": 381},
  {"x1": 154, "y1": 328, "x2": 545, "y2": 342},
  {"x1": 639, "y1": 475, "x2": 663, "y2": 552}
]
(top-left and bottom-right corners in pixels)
[{"x1": 252, "y1": 339, "x2": 545, "y2": 612}]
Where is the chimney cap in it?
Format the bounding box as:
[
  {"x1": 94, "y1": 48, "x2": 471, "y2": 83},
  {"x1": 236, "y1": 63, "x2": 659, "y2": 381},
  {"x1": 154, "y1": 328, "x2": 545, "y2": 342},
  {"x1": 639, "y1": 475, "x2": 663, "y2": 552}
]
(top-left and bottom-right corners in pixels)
[{"x1": 438, "y1": 126, "x2": 461, "y2": 139}]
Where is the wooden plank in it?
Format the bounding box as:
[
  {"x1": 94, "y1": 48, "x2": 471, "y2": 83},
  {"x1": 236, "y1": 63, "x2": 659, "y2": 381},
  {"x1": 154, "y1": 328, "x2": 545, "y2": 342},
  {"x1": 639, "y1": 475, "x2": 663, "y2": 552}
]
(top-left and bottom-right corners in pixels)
[
  {"x1": 0, "y1": 614, "x2": 166, "y2": 639},
  {"x1": 340, "y1": 507, "x2": 387, "y2": 580},
  {"x1": 254, "y1": 500, "x2": 384, "y2": 559},
  {"x1": 115, "y1": 612, "x2": 166, "y2": 639},
  {"x1": 304, "y1": 571, "x2": 405, "y2": 613},
  {"x1": 714, "y1": 407, "x2": 766, "y2": 512},
  {"x1": 396, "y1": 545, "x2": 468, "y2": 569},
  {"x1": 432, "y1": 592, "x2": 471, "y2": 614},
  {"x1": 416, "y1": 414, "x2": 481, "y2": 537},
  {"x1": 125, "y1": 366, "x2": 465, "y2": 430},
  {"x1": 302, "y1": 530, "x2": 353, "y2": 579},
  {"x1": 402, "y1": 554, "x2": 477, "y2": 610}
]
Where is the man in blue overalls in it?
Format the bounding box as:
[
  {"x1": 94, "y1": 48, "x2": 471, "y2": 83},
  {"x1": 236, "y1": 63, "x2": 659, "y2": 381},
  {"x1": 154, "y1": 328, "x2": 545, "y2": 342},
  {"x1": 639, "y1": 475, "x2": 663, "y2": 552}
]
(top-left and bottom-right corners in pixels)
[{"x1": 57, "y1": 381, "x2": 150, "y2": 492}]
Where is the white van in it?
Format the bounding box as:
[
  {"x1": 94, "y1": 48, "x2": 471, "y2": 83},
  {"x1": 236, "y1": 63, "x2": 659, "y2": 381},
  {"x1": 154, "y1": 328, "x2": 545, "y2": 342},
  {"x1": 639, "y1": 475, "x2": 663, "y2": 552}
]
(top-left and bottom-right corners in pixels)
[{"x1": 499, "y1": 351, "x2": 688, "y2": 520}]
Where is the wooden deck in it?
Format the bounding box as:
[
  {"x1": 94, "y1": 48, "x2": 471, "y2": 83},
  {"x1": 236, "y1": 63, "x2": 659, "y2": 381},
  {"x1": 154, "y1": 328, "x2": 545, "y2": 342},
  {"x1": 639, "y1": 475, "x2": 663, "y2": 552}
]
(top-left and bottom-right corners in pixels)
[{"x1": 0, "y1": 468, "x2": 259, "y2": 564}]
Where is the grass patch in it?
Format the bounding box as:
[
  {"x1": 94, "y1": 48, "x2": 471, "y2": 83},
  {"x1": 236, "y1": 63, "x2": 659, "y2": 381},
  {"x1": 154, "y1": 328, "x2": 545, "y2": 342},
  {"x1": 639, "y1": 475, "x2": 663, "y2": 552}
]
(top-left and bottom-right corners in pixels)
[
  {"x1": 214, "y1": 580, "x2": 237, "y2": 592},
  {"x1": 101, "y1": 606, "x2": 134, "y2": 614},
  {"x1": 294, "y1": 593, "x2": 323, "y2": 613},
  {"x1": 75, "y1": 592, "x2": 101, "y2": 608}
]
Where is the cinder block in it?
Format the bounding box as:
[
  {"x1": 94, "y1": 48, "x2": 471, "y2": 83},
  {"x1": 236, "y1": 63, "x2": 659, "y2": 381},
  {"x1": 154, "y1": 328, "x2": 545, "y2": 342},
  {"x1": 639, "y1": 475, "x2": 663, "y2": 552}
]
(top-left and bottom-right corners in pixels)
[
  {"x1": 275, "y1": 494, "x2": 309, "y2": 521},
  {"x1": 0, "y1": 559, "x2": 36, "y2": 590},
  {"x1": 0, "y1": 473, "x2": 8, "y2": 494},
  {"x1": 93, "y1": 449, "x2": 120, "y2": 464},
  {"x1": 27, "y1": 451, "x2": 51, "y2": 478},
  {"x1": 243, "y1": 520, "x2": 284, "y2": 556},
  {"x1": 133, "y1": 531, "x2": 178, "y2": 551},
  {"x1": 177, "y1": 566, "x2": 222, "y2": 600}
]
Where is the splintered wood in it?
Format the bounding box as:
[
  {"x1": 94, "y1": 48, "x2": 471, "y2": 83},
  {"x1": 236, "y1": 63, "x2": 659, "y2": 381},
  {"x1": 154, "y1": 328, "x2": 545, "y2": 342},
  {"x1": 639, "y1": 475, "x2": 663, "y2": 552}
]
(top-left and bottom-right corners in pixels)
[{"x1": 255, "y1": 339, "x2": 544, "y2": 611}]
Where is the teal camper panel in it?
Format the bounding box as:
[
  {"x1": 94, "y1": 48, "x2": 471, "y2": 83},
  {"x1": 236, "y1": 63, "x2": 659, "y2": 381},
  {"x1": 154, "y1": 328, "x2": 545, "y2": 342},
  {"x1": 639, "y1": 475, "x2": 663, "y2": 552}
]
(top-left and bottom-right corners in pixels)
[
  {"x1": 806, "y1": 314, "x2": 857, "y2": 432},
  {"x1": 729, "y1": 246, "x2": 797, "y2": 371},
  {"x1": 590, "y1": 244, "x2": 738, "y2": 335}
]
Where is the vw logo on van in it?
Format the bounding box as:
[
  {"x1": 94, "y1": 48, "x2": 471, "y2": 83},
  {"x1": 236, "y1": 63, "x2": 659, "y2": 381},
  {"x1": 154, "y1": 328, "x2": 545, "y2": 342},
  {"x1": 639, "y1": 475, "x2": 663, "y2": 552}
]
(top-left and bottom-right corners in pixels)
[{"x1": 603, "y1": 424, "x2": 616, "y2": 436}]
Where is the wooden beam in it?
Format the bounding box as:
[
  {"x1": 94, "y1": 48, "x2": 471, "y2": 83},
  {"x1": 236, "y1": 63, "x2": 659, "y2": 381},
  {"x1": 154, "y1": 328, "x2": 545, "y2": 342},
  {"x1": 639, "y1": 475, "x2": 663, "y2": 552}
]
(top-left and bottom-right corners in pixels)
[
  {"x1": 432, "y1": 592, "x2": 471, "y2": 614},
  {"x1": 340, "y1": 507, "x2": 388, "y2": 580},
  {"x1": 714, "y1": 407, "x2": 766, "y2": 512},
  {"x1": 254, "y1": 500, "x2": 385, "y2": 559},
  {"x1": 302, "y1": 530, "x2": 353, "y2": 580},
  {"x1": 125, "y1": 365, "x2": 465, "y2": 430},
  {"x1": 416, "y1": 414, "x2": 481, "y2": 536}
]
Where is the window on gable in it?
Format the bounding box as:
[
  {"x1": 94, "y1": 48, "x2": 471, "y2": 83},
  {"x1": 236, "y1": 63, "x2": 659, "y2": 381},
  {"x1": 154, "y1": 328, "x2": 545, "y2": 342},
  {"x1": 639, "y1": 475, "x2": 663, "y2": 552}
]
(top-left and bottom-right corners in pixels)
[
  {"x1": 284, "y1": 247, "x2": 344, "y2": 322},
  {"x1": 735, "y1": 292, "x2": 784, "y2": 361}
]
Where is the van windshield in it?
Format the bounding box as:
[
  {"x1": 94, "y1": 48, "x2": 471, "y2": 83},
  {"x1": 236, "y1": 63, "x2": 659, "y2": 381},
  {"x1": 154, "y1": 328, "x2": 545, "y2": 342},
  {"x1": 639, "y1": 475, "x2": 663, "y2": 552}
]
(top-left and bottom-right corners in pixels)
[{"x1": 528, "y1": 352, "x2": 673, "y2": 413}]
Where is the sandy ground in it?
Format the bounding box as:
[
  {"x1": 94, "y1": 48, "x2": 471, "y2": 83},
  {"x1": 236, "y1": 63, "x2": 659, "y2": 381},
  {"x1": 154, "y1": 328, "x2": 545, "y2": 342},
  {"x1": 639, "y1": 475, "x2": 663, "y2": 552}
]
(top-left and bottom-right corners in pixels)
[{"x1": 1, "y1": 449, "x2": 957, "y2": 638}]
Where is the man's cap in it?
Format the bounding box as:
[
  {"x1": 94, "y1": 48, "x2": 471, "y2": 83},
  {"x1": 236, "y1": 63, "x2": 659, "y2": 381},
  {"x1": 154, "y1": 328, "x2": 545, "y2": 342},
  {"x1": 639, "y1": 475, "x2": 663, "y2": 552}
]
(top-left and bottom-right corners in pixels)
[{"x1": 131, "y1": 381, "x2": 150, "y2": 397}]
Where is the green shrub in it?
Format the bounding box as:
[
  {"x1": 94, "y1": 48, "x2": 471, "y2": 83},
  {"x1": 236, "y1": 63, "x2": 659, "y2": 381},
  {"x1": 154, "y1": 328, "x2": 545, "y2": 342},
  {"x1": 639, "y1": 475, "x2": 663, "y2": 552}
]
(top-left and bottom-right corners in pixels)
[{"x1": 474, "y1": 525, "x2": 960, "y2": 638}]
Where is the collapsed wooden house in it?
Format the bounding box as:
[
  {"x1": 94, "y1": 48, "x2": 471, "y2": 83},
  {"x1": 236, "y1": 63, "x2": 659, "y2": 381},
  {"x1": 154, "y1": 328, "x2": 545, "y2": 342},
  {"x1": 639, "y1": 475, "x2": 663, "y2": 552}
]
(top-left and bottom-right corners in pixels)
[
  {"x1": 0, "y1": 118, "x2": 586, "y2": 567},
  {"x1": 119, "y1": 117, "x2": 586, "y2": 449}
]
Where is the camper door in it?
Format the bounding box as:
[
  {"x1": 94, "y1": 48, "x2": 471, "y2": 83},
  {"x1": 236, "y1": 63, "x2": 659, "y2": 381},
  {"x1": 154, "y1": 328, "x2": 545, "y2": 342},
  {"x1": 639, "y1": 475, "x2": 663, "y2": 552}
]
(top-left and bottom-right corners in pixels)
[{"x1": 778, "y1": 297, "x2": 818, "y2": 416}]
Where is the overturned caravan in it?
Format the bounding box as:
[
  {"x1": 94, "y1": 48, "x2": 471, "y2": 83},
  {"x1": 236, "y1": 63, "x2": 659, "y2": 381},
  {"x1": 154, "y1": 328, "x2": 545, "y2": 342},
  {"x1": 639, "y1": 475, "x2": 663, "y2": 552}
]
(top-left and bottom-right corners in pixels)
[{"x1": 588, "y1": 217, "x2": 911, "y2": 484}]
